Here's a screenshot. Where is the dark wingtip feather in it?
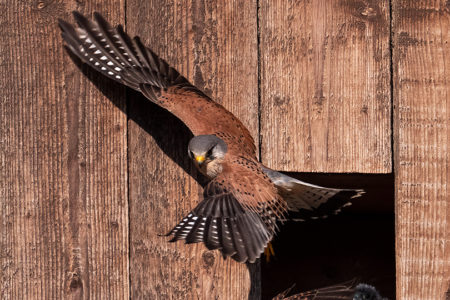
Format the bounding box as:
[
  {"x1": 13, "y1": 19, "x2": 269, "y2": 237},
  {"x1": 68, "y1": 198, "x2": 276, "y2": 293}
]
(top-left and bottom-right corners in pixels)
[
  {"x1": 57, "y1": 18, "x2": 76, "y2": 37},
  {"x1": 93, "y1": 11, "x2": 113, "y2": 32},
  {"x1": 72, "y1": 11, "x2": 95, "y2": 35},
  {"x1": 57, "y1": 18, "x2": 69, "y2": 30},
  {"x1": 72, "y1": 10, "x2": 86, "y2": 21},
  {"x1": 93, "y1": 11, "x2": 103, "y2": 20}
]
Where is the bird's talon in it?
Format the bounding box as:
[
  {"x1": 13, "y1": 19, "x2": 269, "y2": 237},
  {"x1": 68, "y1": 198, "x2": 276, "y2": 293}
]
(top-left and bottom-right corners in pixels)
[{"x1": 264, "y1": 242, "x2": 275, "y2": 263}]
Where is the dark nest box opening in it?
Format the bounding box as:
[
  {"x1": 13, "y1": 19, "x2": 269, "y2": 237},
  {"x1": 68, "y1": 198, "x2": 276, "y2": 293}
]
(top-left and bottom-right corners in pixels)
[{"x1": 261, "y1": 173, "x2": 395, "y2": 299}]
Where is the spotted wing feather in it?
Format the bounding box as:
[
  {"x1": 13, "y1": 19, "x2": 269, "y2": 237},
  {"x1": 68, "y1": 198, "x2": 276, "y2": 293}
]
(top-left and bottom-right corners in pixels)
[
  {"x1": 58, "y1": 12, "x2": 191, "y2": 91},
  {"x1": 168, "y1": 181, "x2": 272, "y2": 263}
]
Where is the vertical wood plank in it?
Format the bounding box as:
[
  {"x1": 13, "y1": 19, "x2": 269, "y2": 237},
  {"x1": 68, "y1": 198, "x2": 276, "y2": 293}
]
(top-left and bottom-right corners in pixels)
[
  {"x1": 260, "y1": 0, "x2": 391, "y2": 173},
  {"x1": 126, "y1": 1, "x2": 259, "y2": 298},
  {"x1": 0, "y1": 3, "x2": 129, "y2": 299},
  {"x1": 393, "y1": 1, "x2": 450, "y2": 299}
]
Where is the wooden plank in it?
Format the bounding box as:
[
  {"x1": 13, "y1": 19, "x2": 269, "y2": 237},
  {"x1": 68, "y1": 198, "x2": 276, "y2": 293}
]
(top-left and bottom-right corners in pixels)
[
  {"x1": 0, "y1": 3, "x2": 129, "y2": 299},
  {"x1": 126, "y1": 1, "x2": 260, "y2": 299},
  {"x1": 259, "y1": 0, "x2": 391, "y2": 173},
  {"x1": 393, "y1": 1, "x2": 450, "y2": 299}
]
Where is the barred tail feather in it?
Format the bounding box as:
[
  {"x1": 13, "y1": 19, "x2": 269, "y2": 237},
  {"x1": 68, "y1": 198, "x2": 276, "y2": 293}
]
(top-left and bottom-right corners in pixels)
[{"x1": 58, "y1": 12, "x2": 191, "y2": 98}]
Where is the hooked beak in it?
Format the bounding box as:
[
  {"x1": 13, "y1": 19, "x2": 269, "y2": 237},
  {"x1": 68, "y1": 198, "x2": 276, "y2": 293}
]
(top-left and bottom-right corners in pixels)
[{"x1": 195, "y1": 155, "x2": 205, "y2": 164}]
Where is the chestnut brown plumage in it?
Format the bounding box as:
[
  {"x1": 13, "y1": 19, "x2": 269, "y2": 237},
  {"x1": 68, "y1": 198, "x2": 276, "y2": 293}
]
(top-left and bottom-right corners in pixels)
[{"x1": 59, "y1": 12, "x2": 364, "y2": 263}]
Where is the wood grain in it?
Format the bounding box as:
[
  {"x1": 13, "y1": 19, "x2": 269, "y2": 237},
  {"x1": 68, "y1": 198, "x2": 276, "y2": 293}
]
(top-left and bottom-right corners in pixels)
[
  {"x1": 3, "y1": 1, "x2": 448, "y2": 298},
  {"x1": 259, "y1": 0, "x2": 391, "y2": 173},
  {"x1": 393, "y1": 1, "x2": 450, "y2": 299},
  {"x1": 0, "y1": 3, "x2": 129, "y2": 299},
  {"x1": 126, "y1": 1, "x2": 260, "y2": 299}
]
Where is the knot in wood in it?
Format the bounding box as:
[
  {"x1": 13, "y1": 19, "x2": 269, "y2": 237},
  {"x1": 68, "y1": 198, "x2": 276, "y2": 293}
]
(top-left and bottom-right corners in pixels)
[{"x1": 202, "y1": 251, "x2": 215, "y2": 268}]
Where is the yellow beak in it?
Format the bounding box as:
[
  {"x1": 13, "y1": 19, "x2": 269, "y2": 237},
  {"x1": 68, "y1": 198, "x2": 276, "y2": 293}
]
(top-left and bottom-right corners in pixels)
[{"x1": 195, "y1": 155, "x2": 205, "y2": 164}]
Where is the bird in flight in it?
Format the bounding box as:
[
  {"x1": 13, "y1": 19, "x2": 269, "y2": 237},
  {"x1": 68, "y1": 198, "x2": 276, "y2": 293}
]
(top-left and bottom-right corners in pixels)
[{"x1": 59, "y1": 12, "x2": 364, "y2": 264}]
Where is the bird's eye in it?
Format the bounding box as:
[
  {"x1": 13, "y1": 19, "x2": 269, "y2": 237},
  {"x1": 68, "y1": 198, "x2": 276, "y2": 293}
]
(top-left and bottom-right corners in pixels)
[
  {"x1": 206, "y1": 147, "x2": 214, "y2": 157},
  {"x1": 188, "y1": 150, "x2": 194, "y2": 159}
]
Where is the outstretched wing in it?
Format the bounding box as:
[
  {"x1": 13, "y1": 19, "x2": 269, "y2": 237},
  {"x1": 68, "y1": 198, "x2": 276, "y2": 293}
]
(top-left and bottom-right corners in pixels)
[
  {"x1": 272, "y1": 281, "x2": 356, "y2": 300},
  {"x1": 167, "y1": 159, "x2": 287, "y2": 263},
  {"x1": 58, "y1": 11, "x2": 256, "y2": 157},
  {"x1": 272, "y1": 281, "x2": 385, "y2": 300},
  {"x1": 262, "y1": 168, "x2": 364, "y2": 221}
]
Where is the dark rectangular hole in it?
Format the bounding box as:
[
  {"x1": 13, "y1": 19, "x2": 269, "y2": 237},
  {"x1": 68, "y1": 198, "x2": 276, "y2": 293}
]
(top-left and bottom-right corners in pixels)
[{"x1": 261, "y1": 173, "x2": 395, "y2": 299}]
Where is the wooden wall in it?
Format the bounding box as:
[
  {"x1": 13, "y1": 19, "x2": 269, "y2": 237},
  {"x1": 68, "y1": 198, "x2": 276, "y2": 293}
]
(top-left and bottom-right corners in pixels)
[
  {"x1": 126, "y1": 1, "x2": 258, "y2": 299},
  {"x1": 260, "y1": 0, "x2": 391, "y2": 173},
  {"x1": 0, "y1": 1, "x2": 448, "y2": 299},
  {"x1": 1, "y1": 1, "x2": 129, "y2": 299},
  {"x1": 393, "y1": 1, "x2": 449, "y2": 299}
]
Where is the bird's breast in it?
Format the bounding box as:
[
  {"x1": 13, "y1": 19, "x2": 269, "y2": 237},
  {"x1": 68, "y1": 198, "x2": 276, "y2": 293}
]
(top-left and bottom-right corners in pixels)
[{"x1": 198, "y1": 160, "x2": 223, "y2": 179}]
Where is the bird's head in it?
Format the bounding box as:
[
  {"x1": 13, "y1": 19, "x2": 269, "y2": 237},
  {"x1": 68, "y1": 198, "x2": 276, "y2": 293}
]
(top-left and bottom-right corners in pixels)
[{"x1": 188, "y1": 135, "x2": 227, "y2": 178}]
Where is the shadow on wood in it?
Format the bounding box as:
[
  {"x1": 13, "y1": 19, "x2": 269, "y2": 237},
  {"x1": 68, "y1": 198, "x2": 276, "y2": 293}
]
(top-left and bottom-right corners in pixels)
[{"x1": 247, "y1": 261, "x2": 262, "y2": 299}]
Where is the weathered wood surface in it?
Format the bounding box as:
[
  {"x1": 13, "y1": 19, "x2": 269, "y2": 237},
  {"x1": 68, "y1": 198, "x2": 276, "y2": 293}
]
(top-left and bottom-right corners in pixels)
[
  {"x1": 126, "y1": 1, "x2": 259, "y2": 299},
  {"x1": 259, "y1": 0, "x2": 392, "y2": 173},
  {"x1": 0, "y1": 2, "x2": 129, "y2": 300},
  {"x1": 393, "y1": 1, "x2": 450, "y2": 299},
  {"x1": 2, "y1": 1, "x2": 449, "y2": 299}
]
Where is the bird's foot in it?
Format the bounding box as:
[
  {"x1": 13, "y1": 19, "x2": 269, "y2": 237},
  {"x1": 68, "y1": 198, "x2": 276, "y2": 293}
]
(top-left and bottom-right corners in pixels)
[{"x1": 264, "y1": 242, "x2": 275, "y2": 263}]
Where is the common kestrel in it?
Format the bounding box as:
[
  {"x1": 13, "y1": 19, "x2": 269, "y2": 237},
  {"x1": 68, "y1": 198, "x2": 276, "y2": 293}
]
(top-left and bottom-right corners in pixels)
[{"x1": 59, "y1": 12, "x2": 364, "y2": 263}]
